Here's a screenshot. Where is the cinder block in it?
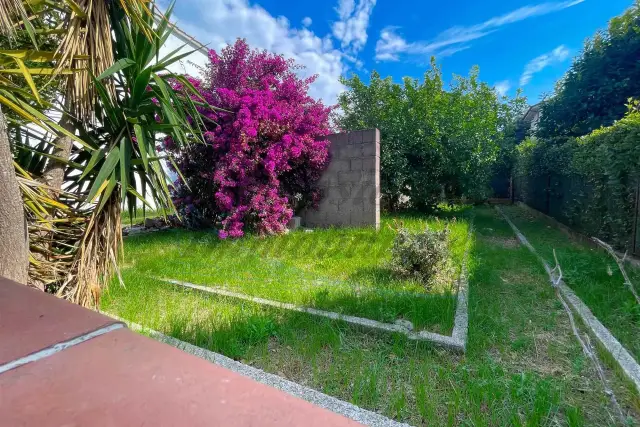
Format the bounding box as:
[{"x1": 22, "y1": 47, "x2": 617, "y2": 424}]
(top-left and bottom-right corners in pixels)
[
  {"x1": 361, "y1": 143, "x2": 378, "y2": 157},
  {"x1": 337, "y1": 201, "x2": 351, "y2": 213},
  {"x1": 359, "y1": 211, "x2": 376, "y2": 224},
  {"x1": 363, "y1": 199, "x2": 377, "y2": 212},
  {"x1": 306, "y1": 128, "x2": 380, "y2": 229},
  {"x1": 343, "y1": 144, "x2": 362, "y2": 159},
  {"x1": 350, "y1": 197, "x2": 364, "y2": 207},
  {"x1": 287, "y1": 216, "x2": 301, "y2": 230},
  {"x1": 349, "y1": 212, "x2": 368, "y2": 227},
  {"x1": 326, "y1": 211, "x2": 348, "y2": 225},
  {"x1": 350, "y1": 184, "x2": 368, "y2": 199},
  {"x1": 361, "y1": 156, "x2": 377, "y2": 172},
  {"x1": 362, "y1": 129, "x2": 376, "y2": 143},
  {"x1": 331, "y1": 159, "x2": 351, "y2": 172},
  {"x1": 347, "y1": 131, "x2": 364, "y2": 144},
  {"x1": 330, "y1": 141, "x2": 347, "y2": 158},
  {"x1": 356, "y1": 174, "x2": 377, "y2": 187},
  {"x1": 338, "y1": 170, "x2": 363, "y2": 185},
  {"x1": 329, "y1": 132, "x2": 348, "y2": 148},
  {"x1": 320, "y1": 176, "x2": 335, "y2": 187},
  {"x1": 327, "y1": 186, "x2": 351, "y2": 199}
]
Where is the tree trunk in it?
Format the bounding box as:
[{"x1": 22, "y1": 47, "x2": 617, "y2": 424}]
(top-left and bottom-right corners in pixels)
[
  {"x1": 41, "y1": 110, "x2": 74, "y2": 194},
  {"x1": 0, "y1": 105, "x2": 29, "y2": 284}
]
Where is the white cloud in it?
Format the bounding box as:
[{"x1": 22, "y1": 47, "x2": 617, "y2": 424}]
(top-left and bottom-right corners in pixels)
[
  {"x1": 495, "y1": 80, "x2": 511, "y2": 96},
  {"x1": 374, "y1": 27, "x2": 406, "y2": 61},
  {"x1": 158, "y1": 0, "x2": 346, "y2": 105},
  {"x1": 302, "y1": 16, "x2": 312, "y2": 27},
  {"x1": 520, "y1": 45, "x2": 570, "y2": 86},
  {"x1": 375, "y1": 0, "x2": 584, "y2": 61},
  {"x1": 332, "y1": 0, "x2": 377, "y2": 55}
]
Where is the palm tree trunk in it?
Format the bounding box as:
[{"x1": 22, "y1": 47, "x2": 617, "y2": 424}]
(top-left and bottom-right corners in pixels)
[
  {"x1": 0, "y1": 105, "x2": 29, "y2": 284},
  {"x1": 32, "y1": 101, "x2": 75, "y2": 291},
  {"x1": 41, "y1": 97, "x2": 75, "y2": 195},
  {"x1": 41, "y1": 127, "x2": 73, "y2": 194}
]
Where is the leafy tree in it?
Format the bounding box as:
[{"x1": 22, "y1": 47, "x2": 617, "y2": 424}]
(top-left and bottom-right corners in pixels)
[
  {"x1": 537, "y1": 1, "x2": 640, "y2": 139},
  {"x1": 491, "y1": 90, "x2": 529, "y2": 193},
  {"x1": 338, "y1": 61, "x2": 506, "y2": 211},
  {"x1": 166, "y1": 39, "x2": 333, "y2": 238}
]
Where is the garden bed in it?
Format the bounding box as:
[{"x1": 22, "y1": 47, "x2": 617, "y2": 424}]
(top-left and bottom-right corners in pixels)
[
  {"x1": 500, "y1": 205, "x2": 640, "y2": 363},
  {"x1": 113, "y1": 208, "x2": 472, "y2": 335},
  {"x1": 102, "y1": 206, "x2": 640, "y2": 425}
]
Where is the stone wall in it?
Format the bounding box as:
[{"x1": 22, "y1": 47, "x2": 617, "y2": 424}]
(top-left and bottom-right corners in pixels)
[{"x1": 300, "y1": 129, "x2": 380, "y2": 229}]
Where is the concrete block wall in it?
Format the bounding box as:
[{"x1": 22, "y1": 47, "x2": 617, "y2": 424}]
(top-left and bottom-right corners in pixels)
[{"x1": 301, "y1": 129, "x2": 380, "y2": 229}]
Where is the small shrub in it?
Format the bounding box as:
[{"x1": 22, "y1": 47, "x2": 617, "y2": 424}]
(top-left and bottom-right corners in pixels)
[{"x1": 390, "y1": 226, "x2": 450, "y2": 287}]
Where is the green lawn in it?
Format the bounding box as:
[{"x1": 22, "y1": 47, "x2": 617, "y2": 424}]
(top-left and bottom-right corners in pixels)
[
  {"x1": 121, "y1": 208, "x2": 167, "y2": 226},
  {"x1": 102, "y1": 206, "x2": 640, "y2": 425},
  {"x1": 111, "y1": 209, "x2": 471, "y2": 333},
  {"x1": 501, "y1": 205, "x2": 640, "y2": 363}
]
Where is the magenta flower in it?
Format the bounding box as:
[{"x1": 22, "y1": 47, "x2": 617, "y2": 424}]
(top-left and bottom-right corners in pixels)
[{"x1": 164, "y1": 39, "x2": 333, "y2": 238}]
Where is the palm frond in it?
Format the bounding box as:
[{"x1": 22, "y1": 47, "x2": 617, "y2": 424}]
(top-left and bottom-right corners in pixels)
[
  {"x1": 55, "y1": 0, "x2": 114, "y2": 122},
  {"x1": 0, "y1": 0, "x2": 28, "y2": 37},
  {"x1": 14, "y1": 162, "x2": 88, "y2": 293}
]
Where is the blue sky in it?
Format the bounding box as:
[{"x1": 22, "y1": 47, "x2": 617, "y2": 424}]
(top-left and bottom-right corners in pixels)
[{"x1": 163, "y1": 0, "x2": 632, "y2": 105}]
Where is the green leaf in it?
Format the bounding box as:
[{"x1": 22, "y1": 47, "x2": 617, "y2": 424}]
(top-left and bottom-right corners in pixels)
[
  {"x1": 127, "y1": 186, "x2": 154, "y2": 210},
  {"x1": 0, "y1": 68, "x2": 77, "y2": 75},
  {"x1": 97, "y1": 172, "x2": 118, "y2": 212},
  {"x1": 120, "y1": 137, "x2": 132, "y2": 200},
  {"x1": 168, "y1": 156, "x2": 190, "y2": 191},
  {"x1": 155, "y1": 1, "x2": 176, "y2": 50},
  {"x1": 157, "y1": 48, "x2": 202, "y2": 73},
  {"x1": 98, "y1": 58, "x2": 136, "y2": 80},
  {"x1": 92, "y1": 75, "x2": 121, "y2": 129},
  {"x1": 131, "y1": 67, "x2": 153, "y2": 106},
  {"x1": 62, "y1": 0, "x2": 87, "y2": 18},
  {"x1": 133, "y1": 124, "x2": 149, "y2": 171},
  {"x1": 79, "y1": 148, "x2": 105, "y2": 180},
  {"x1": 87, "y1": 146, "x2": 120, "y2": 203},
  {"x1": 18, "y1": 6, "x2": 38, "y2": 50},
  {"x1": 12, "y1": 57, "x2": 41, "y2": 105}
]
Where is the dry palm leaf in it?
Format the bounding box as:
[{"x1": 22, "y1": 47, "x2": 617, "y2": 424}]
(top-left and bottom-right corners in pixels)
[
  {"x1": 56, "y1": 0, "x2": 156, "y2": 122},
  {"x1": 56, "y1": 0, "x2": 114, "y2": 122},
  {"x1": 62, "y1": 193, "x2": 122, "y2": 308},
  {"x1": 14, "y1": 162, "x2": 88, "y2": 293},
  {"x1": 0, "y1": 0, "x2": 27, "y2": 37}
]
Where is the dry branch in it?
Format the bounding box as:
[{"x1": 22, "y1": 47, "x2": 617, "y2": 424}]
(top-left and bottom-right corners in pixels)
[
  {"x1": 551, "y1": 247, "x2": 626, "y2": 423},
  {"x1": 592, "y1": 237, "x2": 640, "y2": 306}
]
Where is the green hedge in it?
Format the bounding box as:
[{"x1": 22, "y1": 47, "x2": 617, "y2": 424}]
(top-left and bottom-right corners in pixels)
[{"x1": 514, "y1": 111, "x2": 640, "y2": 250}]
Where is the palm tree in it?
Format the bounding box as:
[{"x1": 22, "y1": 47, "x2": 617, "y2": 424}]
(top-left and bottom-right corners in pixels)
[{"x1": 0, "y1": 0, "x2": 208, "y2": 307}]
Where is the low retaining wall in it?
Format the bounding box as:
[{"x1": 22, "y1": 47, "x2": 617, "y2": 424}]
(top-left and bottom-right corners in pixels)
[{"x1": 301, "y1": 129, "x2": 380, "y2": 229}]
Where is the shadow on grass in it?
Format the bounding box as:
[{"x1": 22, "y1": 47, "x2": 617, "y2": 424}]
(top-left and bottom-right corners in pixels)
[{"x1": 103, "y1": 206, "x2": 640, "y2": 425}]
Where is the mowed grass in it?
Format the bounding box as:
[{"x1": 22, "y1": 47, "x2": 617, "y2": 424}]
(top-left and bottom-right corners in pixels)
[
  {"x1": 102, "y1": 206, "x2": 640, "y2": 425},
  {"x1": 114, "y1": 209, "x2": 471, "y2": 333},
  {"x1": 501, "y1": 205, "x2": 640, "y2": 362}
]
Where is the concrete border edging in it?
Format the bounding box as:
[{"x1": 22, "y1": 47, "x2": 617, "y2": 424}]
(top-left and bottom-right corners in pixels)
[
  {"x1": 497, "y1": 206, "x2": 640, "y2": 394},
  {"x1": 451, "y1": 223, "x2": 473, "y2": 349},
  {"x1": 158, "y1": 220, "x2": 474, "y2": 353},
  {"x1": 161, "y1": 278, "x2": 464, "y2": 351},
  {"x1": 108, "y1": 315, "x2": 411, "y2": 427}
]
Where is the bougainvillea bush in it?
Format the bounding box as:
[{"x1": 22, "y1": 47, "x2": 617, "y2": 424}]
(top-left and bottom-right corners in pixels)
[{"x1": 165, "y1": 39, "x2": 333, "y2": 238}]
